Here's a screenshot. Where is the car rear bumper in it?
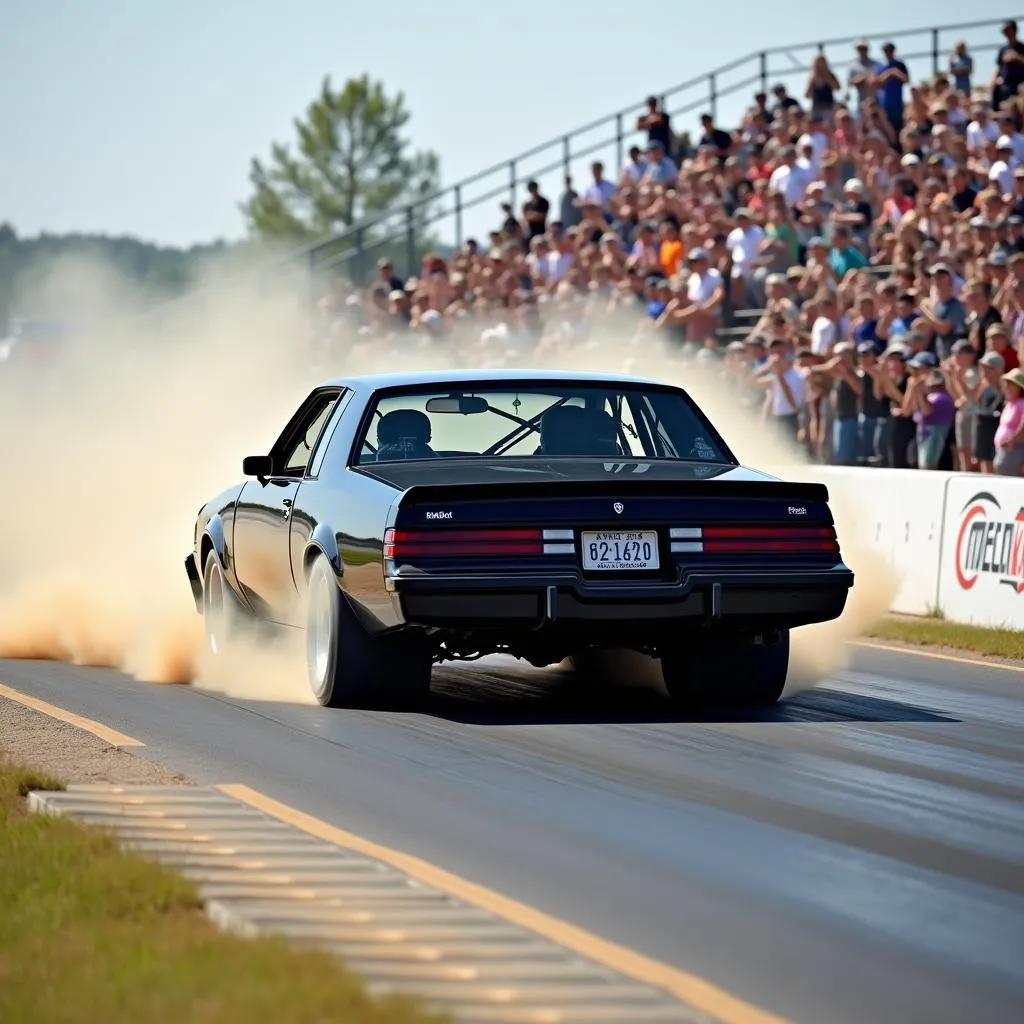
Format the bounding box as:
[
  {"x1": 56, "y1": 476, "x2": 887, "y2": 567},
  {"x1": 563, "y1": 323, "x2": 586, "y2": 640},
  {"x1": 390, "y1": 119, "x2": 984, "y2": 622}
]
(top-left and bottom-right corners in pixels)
[{"x1": 386, "y1": 564, "x2": 854, "y2": 633}]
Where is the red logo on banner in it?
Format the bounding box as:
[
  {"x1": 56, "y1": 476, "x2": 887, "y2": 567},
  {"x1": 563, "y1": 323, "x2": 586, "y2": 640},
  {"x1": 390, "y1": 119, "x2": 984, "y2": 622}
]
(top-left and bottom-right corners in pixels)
[{"x1": 953, "y1": 492, "x2": 1024, "y2": 593}]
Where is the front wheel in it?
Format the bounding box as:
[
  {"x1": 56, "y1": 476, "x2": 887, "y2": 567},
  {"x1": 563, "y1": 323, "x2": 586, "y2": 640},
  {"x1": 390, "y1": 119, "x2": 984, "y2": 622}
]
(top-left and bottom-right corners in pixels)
[
  {"x1": 661, "y1": 629, "x2": 790, "y2": 707},
  {"x1": 305, "y1": 553, "x2": 432, "y2": 708}
]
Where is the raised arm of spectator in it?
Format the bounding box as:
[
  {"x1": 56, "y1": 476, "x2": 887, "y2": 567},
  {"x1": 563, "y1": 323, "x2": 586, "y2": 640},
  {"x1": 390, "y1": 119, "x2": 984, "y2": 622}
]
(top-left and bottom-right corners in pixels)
[{"x1": 822, "y1": 355, "x2": 864, "y2": 394}]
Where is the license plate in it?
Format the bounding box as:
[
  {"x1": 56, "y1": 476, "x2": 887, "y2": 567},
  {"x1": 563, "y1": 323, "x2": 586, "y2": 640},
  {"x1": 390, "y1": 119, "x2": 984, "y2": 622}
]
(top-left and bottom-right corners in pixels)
[{"x1": 581, "y1": 531, "x2": 659, "y2": 571}]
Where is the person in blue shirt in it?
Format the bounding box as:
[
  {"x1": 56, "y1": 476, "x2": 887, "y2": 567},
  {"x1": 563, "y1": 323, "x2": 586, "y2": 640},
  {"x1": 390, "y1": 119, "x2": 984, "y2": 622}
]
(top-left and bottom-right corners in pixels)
[
  {"x1": 876, "y1": 42, "x2": 909, "y2": 135},
  {"x1": 828, "y1": 226, "x2": 867, "y2": 279}
]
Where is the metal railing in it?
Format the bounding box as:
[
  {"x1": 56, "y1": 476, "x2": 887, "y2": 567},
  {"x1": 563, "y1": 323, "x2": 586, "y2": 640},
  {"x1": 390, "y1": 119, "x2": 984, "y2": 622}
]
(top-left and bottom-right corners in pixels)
[{"x1": 300, "y1": 16, "x2": 1019, "y2": 284}]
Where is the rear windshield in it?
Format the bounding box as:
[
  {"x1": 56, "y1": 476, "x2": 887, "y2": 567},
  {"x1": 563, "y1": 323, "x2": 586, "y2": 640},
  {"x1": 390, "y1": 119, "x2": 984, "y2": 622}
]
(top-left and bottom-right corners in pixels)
[{"x1": 355, "y1": 384, "x2": 732, "y2": 464}]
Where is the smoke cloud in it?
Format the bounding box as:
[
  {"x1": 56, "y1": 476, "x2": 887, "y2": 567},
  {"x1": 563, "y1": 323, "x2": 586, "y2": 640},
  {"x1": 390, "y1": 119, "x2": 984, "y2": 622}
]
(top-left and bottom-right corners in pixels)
[{"x1": 0, "y1": 255, "x2": 896, "y2": 701}]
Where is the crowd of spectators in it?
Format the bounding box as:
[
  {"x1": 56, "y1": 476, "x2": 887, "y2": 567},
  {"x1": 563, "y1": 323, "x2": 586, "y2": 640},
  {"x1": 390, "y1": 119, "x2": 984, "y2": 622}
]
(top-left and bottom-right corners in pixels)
[{"x1": 315, "y1": 19, "x2": 1024, "y2": 476}]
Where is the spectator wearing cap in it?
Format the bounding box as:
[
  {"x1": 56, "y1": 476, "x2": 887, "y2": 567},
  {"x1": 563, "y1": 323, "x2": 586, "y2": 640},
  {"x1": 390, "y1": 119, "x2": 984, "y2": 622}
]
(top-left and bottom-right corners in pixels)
[
  {"x1": 857, "y1": 342, "x2": 892, "y2": 464},
  {"x1": 637, "y1": 96, "x2": 673, "y2": 155},
  {"x1": 834, "y1": 178, "x2": 873, "y2": 251},
  {"x1": 986, "y1": 322, "x2": 1019, "y2": 371},
  {"x1": 990, "y1": 137, "x2": 1017, "y2": 195},
  {"x1": 904, "y1": 363, "x2": 955, "y2": 470},
  {"x1": 994, "y1": 20, "x2": 1024, "y2": 111},
  {"x1": 972, "y1": 352, "x2": 1007, "y2": 471},
  {"x1": 945, "y1": 339, "x2": 981, "y2": 471},
  {"x1": 995, "y1": 366, "x2": 1024, "y2": 474},
  {"x1": 917, "y1": 263, "x2": 967, "y2": 360},
  {"x1": 949, "y1": 41, "x2": 974, "y2": 94},
  {"x1": 654, "y1": 247, "x2": 724, "y2": 346}
]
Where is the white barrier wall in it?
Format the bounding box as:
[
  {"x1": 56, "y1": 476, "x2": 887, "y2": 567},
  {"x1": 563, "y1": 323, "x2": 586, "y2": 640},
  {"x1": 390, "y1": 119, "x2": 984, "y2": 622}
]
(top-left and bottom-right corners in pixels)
[{"x1": 812, "y1": 466, "x2": 1024, "y2": 629}]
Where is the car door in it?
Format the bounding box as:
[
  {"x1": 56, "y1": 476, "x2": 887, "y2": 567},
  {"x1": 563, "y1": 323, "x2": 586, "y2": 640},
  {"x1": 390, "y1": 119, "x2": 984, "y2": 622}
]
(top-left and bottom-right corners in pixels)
[{"x1": 232, "y1": 388, "x2": 341, "y2": 622}]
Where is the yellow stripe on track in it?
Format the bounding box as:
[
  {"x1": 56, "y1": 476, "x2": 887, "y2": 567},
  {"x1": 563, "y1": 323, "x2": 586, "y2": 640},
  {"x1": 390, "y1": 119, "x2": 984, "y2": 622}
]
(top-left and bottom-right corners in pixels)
[
  {"x1": 850, "y1": 640, "x2": 1024, "y2": 673},
  {"x1": 0, "y1": 681, "x2": 144, "y2": 747},
  {"x1": 220, "y1": 782, "x2": 795, "y2": 1024}
]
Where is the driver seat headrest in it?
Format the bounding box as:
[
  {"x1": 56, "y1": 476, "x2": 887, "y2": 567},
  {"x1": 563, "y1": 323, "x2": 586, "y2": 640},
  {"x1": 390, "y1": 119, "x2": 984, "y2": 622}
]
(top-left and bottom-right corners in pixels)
[
  {"x1": 539, "y1": 405, "x2": 619, "y2": 456},
  {"x1": 377, "y1": 408, "x2": 432, "y2": 446}
]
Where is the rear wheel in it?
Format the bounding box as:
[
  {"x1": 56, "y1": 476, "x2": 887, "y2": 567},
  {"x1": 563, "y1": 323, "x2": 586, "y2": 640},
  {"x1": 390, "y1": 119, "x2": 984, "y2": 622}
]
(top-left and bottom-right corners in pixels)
[
  {"x1": 202, "y1": 554, "x2": 244, "y2": 657},
  {"x1": 305, "y1": 553, "x2": 432, "y2": 708},
  {"x1": 661, "y1": 629, "x2": 789, "y2": 707}
]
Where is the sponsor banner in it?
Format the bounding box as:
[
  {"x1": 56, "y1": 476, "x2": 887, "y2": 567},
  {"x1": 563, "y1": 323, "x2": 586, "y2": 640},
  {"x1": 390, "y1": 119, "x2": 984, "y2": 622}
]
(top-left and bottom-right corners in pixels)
[
  {"x1": 813, "y1": 468, "x2": 946, "y2": 615},
  {"x1": 938, "y1": 477, "x2": 1024, "y2": 629}
]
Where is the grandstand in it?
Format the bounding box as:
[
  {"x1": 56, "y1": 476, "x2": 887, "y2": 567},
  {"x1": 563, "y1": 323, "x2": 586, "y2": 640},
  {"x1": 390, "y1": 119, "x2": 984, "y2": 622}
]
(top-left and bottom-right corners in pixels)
[{"x1": 315, "y1": 15, "x2": 1024, "y2": 477}]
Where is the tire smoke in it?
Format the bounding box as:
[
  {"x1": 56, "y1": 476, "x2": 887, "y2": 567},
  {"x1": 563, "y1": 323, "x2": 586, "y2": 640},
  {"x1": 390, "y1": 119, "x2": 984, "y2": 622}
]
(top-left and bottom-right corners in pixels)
[{"x1": 0, "y1": 255, "x2": 896, "y2": 700}]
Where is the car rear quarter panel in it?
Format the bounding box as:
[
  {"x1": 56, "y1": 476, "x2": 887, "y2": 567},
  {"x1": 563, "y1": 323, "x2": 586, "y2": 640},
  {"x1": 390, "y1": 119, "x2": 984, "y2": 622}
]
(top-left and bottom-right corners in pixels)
[
  {"x1": 288, "y1": 388, "x2": 404, "y2": 629},
  {"x1": 194, "y1": 483, "x2": 246, "y2": 589}
]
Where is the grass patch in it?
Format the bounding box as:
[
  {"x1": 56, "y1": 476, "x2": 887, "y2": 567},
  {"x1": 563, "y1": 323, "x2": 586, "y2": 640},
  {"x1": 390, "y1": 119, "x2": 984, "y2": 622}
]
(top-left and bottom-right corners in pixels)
[
  {"x1": 0, "y1": 759, "x2": 446, "y2": 1024},
  {"x1": 863, "y1": 616, "x2": 1024, "y2": 661}
]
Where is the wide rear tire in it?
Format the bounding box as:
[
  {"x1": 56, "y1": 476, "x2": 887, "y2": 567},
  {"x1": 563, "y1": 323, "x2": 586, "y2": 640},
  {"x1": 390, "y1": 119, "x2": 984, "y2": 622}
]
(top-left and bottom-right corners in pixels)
[
  {"x1": 202, "y1": 554, "x2": 246, "y2": 658},
  {"x1": 661, "y1": 629, "x2": 790, "y2": 707},
  {"x1": 305, "y1": 553, "x2": 432, "y2": 708}
]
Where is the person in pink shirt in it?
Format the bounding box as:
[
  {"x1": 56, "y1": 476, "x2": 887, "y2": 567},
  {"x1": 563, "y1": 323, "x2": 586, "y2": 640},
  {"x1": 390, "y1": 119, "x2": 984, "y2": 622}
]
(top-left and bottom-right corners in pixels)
[{"x1": 994, "y1": 367, "x2": 1024, "y2": 475}]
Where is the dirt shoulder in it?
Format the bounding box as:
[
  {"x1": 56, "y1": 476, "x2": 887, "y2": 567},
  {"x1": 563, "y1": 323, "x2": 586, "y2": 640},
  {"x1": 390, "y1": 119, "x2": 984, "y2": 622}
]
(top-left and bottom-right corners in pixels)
[{"x1": 0, "y1": 695, "x2": 192, "y2": 786}]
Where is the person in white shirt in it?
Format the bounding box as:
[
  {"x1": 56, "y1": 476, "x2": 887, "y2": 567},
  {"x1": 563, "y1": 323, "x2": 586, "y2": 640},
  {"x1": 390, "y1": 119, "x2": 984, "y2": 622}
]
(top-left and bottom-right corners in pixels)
[
  {"x1": 620, "y1": 145, "x2": 648, "y2": 185},
  {"x1": 726, "y1": 208, "x2": 766, "y2": 307},
  {"x1": 769, "y1": 146, "x2": 812, "y2": 209},
  {"x1": 967, "y1": 107, "x2": 1000, "y2": 154},
  {"x1": 655, "y1": 247, "x2": 724, "y2": 345},
  {"x1": 990, "y1": 136, "x2": 1017, "y2": 195},
  {"x1": 583, "y1": 161, "x2": 616, "y2": 209},
  {"x1": 995, "y1": 112, "x2": 1024, "y2": 163},
  {"x1": 757, "y1": 338, "x2": 806, "y2": 444}
]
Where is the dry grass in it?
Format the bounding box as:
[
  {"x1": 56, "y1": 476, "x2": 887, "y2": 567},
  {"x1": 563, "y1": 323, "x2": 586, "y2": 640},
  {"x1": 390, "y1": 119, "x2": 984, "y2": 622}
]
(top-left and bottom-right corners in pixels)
[
  {"x1": 863, "y1": 616, "x2": 1024, "y2": 661},
  {"x1": 0, "y1": 758, "x2": 445, "y2": 1024}
]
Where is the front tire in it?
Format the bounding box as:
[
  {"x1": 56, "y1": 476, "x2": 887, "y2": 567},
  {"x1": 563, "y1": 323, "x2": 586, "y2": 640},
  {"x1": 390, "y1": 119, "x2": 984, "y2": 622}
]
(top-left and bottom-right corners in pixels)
[
  {"x1": 661, "y1": 629, "x2": 790, "y2": 707},
  {"x1": 305, "y1": 553, "x2": 432, "y2": 708}
]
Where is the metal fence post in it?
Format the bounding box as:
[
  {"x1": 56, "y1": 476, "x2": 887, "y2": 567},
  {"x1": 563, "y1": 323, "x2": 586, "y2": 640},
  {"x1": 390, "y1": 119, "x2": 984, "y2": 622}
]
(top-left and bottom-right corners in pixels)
[
  {"x1": 354, "y1": 227, "x2": 366, "y2": 286},
  {"x1": 760, "y1": 52, "x2": 767, "y2": 94},
  {"x1": 454, "y1": 184, "x2": 463, "y2": 249},
  {"x1": 562, "y1": 136, "x2": 570, "y2": 182},
  {"x1": 709, "y1": 72, "x2": 717, "y2": 120},
  {"x1": 405, "y1": 206, "x2": 416, "y2": 276},
  {"x1": 509, "y1": 159, "x2": 517, "y2": 212},
  {"x1": 616, "y1": 111, "x2": 624, "y2": 175},
  {"x1": 932, "y1": 27, "x2": 940, "y2": 76}
]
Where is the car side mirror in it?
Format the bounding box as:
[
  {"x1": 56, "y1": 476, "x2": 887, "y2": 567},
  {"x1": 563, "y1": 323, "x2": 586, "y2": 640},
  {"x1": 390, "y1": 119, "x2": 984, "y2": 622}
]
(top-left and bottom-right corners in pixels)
[{"x1": 242, "y1": 454, "x2": 273, "y2": 478}]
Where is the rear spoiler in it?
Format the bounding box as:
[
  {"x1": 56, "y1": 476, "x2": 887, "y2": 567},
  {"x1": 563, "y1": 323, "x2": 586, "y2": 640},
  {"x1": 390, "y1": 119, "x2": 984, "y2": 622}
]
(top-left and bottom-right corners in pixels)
[{"x1": 399, "y1": 479, "x2": 831, "y2": 505}]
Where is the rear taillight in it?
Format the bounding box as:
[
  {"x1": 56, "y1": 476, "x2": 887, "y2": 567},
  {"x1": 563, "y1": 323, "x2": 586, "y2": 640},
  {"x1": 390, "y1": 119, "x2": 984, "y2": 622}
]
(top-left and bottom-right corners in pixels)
[
  {"x1": 670, "y1": 525, "x2": 839, "y2": 555},
  {"x1": 384, "y1": 528, "x2": 543, "y2": 559}
]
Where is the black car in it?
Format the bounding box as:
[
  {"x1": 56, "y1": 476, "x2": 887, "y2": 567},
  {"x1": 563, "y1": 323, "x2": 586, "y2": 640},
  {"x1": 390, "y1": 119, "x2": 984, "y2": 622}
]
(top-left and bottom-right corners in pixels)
[{"x1": 185, "y1": 369, "x2": 853, "y2": 707}]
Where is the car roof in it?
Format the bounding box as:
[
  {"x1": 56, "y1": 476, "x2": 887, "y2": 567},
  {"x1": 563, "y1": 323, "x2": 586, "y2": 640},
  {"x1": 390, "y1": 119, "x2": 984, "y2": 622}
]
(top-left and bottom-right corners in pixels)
[{"x1": 323, "y1": 367, "x2": 671, "y2": 392}]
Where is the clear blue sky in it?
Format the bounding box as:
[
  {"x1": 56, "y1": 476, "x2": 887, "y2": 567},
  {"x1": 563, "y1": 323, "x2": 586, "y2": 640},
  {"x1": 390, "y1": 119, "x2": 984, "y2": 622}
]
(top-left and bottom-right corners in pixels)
[{"x1": 1, "y1": 1, "x2": 1014, "y2": 248}]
